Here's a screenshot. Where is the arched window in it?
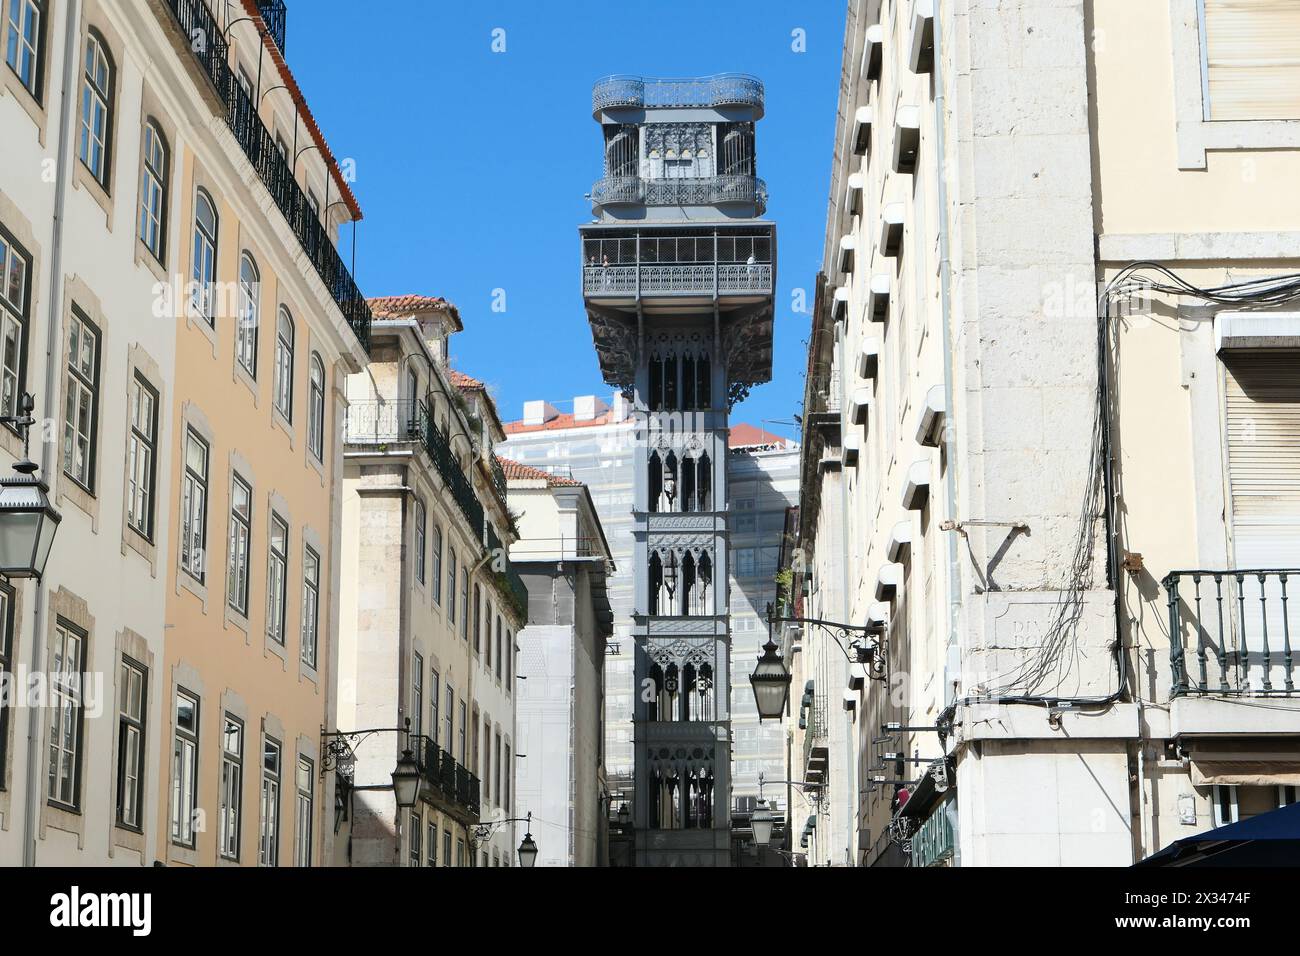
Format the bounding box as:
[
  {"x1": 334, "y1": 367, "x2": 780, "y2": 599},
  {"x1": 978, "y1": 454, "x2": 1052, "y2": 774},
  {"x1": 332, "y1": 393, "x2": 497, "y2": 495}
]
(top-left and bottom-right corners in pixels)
[
  {"x1": 4, "y1": 0, "x2": 44, "y2": 96},
  {"x1": 430, "y1": 525, "x2": 443, "y2": 605},
  {"x1": 237, "y1": 253, "x2": 259, "y2": 377},
  {"x1": 274, "y1": 306, "x2": 294, "y2": 420},
  {"x1": 459, "y1": 568, "x2": 470, "y2": 641},
  {"x1": 696, "y1": 452, "x2": 711, "y2": 511},
  {"x1": 139, "y1": 120, "x2": 168, "y2": 261},
  {"x1": 649, "y1": 552, "x2": 663, "y2": 615},
  {"x1": 191, "y1": 189, "x2": 218, "y2": 325},
  {"x1": 413, "y1": 498, "x2": 426, "y2": 585},
  {"x1": 78, "y1": 30, "x2": 113, "y2": 184},
  {"x1": 308, "y1": 354, "x2": 325, "y2": 460}
]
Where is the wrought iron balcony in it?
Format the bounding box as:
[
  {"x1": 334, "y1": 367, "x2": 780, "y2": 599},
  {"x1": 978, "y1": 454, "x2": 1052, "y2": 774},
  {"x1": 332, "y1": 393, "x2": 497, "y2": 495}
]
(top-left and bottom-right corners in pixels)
[
  {"x1": 591, "y1": 175, "x2": 767, "y2": 214},
  {"x1": 457, "y1": 766, "x2": 482, "y2": 817},
  {"x1": 162, "y1": 0, "x2": 370, "y2": 353},
  {"x1": 1164, "y1": 569, "x2": 1300, "y2": 697},
  {"x1": 344, "y1": 400, "x2": 484, "y2": 538},
  {"x1": 592, "y1": 74, "x2": 765, "y2": 117},
  {"x1": 419, "y1": 739, "x2": 480, "y2": 817},
  {"x1": 802, "y1": 692, "x2": 829, "y2": 782},
  {"x1": 486, "y1": 523, "x2": 529, "y2": 622},
  {"x1": 581, "y1": 230, "x2": 774, "y2": 300},
  {"x1": 257, "y1": 0, "x2": 287, "y2": 53}
]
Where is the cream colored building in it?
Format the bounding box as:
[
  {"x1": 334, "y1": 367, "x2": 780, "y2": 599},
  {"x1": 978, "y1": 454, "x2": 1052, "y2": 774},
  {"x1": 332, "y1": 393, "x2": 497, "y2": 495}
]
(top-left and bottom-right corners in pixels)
[
  {"x1": 336, "y1": 295, "x2": 524, "y2": 867},
  {"x1": 803, "y1": 0, "x2": 1300, "y2": 867}
]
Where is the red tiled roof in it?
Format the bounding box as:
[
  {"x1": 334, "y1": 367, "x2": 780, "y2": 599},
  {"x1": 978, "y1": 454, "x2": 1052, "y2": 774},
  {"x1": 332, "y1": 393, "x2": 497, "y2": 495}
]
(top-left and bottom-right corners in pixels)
[
  {"x1": 729, "y1": 423, "x2": 788, "y2": 448},
  {"x1": 366, "y1": 295, "x2": 464, "y2": 331},
  {"x1": 240, "y1": 0, "x2": 361, "y2": 220},
  {"x1": 449, "y1": 369, "x2": 485, "y2": 391},
  {"x1": 503, "y1": 411, "x2": 621, "y2": 434},
  {"x1": 497, "y1": 457, "x2": 584, "y2": 487}
]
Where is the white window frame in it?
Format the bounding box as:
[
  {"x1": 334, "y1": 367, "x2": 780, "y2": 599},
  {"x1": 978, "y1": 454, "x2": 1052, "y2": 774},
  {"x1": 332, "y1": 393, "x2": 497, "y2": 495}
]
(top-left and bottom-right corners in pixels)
[
  {"x1": 236, "y1": 253, "x2": 259, "y2": 378},
  {"x1": 180, "y1": 428, "x2": 208, "y2": 583},
  {"x1": 301, "y1": 544, "x2": 319, "y2": 668},
  {"x1": 219, "y1": 715, "x2": 243, "y2": 861},
  {"x1": 267, "y1": 513, "x2": 288, "y2": 645},
  {"x1": 227, "y1": 474, "x2": 252, "y2": 615},
  {"x1": 4, "y1": 0, "x2": 43, "y2": 96},
  {"x1": 139, "y1": 120, "x2": 167, "y2": 260},
  {"x1": 62, "y1": 308, "x2": 99, "y2": 490},
  {"x1": 115, "y1": 657, "x2": 146, "y2": 830},
  {"x1": 48, "y1": 621, "x2": 84, "y2": 809},
  {"x1": 260, "y1": 736, "x2": 281, "y2": 866},
  {"x1": 170, "y1": 689, "x2": 199, "y2": 847},
  {"x1": 307, "y1": 354, "x2": 325, "y2": 461},
  {"x1": 295, "y1": 756, "x2": 313, "y2": 867},
  {"x1": 126, "y1": 374, "x2": 157, "y2": 539},
  {"x1": 413, "y1": 498, "x2": 426, "y2": 584},
  {"x1": 78, "y1": 31, "x2": 111, "y2": 183},
  {"x1": 191, "y1": 190, "x2": 218, "y2": 325},
  {"x1": 273, "y1": 306, "x2": 294, "y2": 420},
  {"x1": 0, "y1": 227, "x2": 29, "y2": 421}
]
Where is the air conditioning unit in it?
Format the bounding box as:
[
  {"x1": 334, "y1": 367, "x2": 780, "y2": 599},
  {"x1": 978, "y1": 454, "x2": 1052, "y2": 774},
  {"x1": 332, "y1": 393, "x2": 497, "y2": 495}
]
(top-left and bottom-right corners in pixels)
[{"x1": 908, "y1": 0, "x2": 935, "y2": 74}]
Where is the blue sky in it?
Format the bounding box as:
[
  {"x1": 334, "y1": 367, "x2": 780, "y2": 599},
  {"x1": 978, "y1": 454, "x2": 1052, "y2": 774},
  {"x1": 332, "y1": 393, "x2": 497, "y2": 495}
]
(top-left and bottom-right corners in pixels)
[{"x1": 289, "y1": 0, "x2": 846, "y2": 437}]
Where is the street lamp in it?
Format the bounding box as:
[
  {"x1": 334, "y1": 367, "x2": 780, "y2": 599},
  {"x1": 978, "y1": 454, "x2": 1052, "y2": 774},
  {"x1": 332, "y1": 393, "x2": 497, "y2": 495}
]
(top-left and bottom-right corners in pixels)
[
  {"x1": 390, "y1": 748, "x2": 421, "y2": 809},
  {"x1": 749, "y1": 632, "x2": 792, "y2": 721},
  {"x1": 617, "y1": 802, "x2": 630, "y2": 827},
  {"x1": 517, "y1": 812, "x2": 538, "y2": 867},
  {"x1": 0, "y1": 395, "x2": 60, "y2": 579},
  {"x1": 750, "y1": 800, "x2": 775, "y2": 847}
]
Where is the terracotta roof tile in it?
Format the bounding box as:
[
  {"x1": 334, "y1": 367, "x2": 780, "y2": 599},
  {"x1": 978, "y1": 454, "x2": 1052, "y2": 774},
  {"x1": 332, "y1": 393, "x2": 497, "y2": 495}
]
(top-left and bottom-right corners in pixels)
[
  {"x1": 449, "y1": 369, "x2": 485, "y2": 391},
  {"x1": 367, "y1": 295, "x2": 463, "y2": 330},
  {"x1": 497, "y1": 457, "x2": 584, "y2": 487},
  {"x1": 729, "y1": 423, "x2": 788, "y2": 448},
  {"x1": 503, "y1": 411, "x2": 621, "y2": 434}
]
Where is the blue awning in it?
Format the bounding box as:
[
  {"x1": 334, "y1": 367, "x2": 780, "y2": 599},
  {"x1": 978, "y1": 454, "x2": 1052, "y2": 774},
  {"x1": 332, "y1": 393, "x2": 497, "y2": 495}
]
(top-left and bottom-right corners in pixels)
[{"x1": 1137, "y1": 801, "x2": 1300, "y2": 867}]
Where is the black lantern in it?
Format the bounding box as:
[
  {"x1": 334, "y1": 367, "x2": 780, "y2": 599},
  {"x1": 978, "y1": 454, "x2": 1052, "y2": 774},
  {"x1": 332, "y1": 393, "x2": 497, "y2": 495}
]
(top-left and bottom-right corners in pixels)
[
  {"x1": 750, "y1": 799, "x2": 775, "y2": 847},
  {"x1": 517, "y1": 828, "x2": 538, "y2": 867},
  {"x1": 0, "y1": 458, "x2": 61, "y2": 579},
  {"x1": 749, "y1": 635, "x2": 792, "y2": 721},
  {"x1": 391, "y1": 748, "x2": 421, "y2": 809}
]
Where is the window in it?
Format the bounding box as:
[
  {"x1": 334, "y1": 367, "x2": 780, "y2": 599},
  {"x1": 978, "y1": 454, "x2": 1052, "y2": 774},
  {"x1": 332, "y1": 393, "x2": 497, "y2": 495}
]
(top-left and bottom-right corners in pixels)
[
  {"x1": 114, "y1": 658, "x2": 147, "y2": 829},
  {"x1": 504, "y1": 742, "x2": 511, "y2": 813},
  {"x1": 443, "y1": 829, "x2": 452, "y2": 867},
  {"x1": 0, "y1": 584, "x2": 11, "y2": 787},
  {"x1": 1201, "y1": 0, "x2": 1300, "y2": 121},
  {"x1": 426, "y1": 820, "x2": 437, "y2": 866},
  {"x1": 295, "y1": 756, "x2": 313, "y2": 867},
  {"x1": 481, "y1": 718, "x2": 490, "y2": 803},
  {"x1": 413, "y1": 499, "x2": 426, "y2": 585},
  {"x1": 494, "y1": 731, "x2": 502, "y2": 808},
  {"x1": 495, "y1": 616, "x2": 503, "y2": 680},
  {"x1": 219, "y1": 716, "x2": 243, "y2": 861},
  {"x1": 0, "y1": 225, "x2": 30, "y2": 420},
  {"x1": 4, "y1": 0, "x2": 43, "y2": 97},
  {"x1": 473, "y1": 583, "x2": 482, "y2": 653},
  {"x1": 459, "y1": 569, "x2": 469, "y2": 641},
  {"x1": 457, "y1": 839, "x2": 466, "y2": 867},
  {"x1": 408, "y1": 809, "x2": 421, "y2": 866},
  {"x1": 485, "y1": 602, "x2": 493, "y2": 668},
  {"x1": 62, "y1": 308, "x2": 99, "y2": 490},
  {"x1": 505, "y1": 631, "x2": 512, "y2": 688},
  {"x1": 274, "y1": 306, "x2": 294, "y2": 420},
  {"x1": 472, "y1": 708, "x2": 480, "y2": 784},
  {"x1": 412, "y1": 651, "x2": 424, "y2": 743},
  {"x1": 301, "y1": 546, "x2": 319, "y2": 669},
  {"x1": 429, "y1": 669, "x2": 440, "y2": 748},
  {"x1": 447, "y1": 549, "x2": 457, "y2": 624},
  {"x1": 260, "y1": 736, "x2": 281, "y2": 866},
  {"x1": 267, "y1": 513, "x2": 288, "y2": 645},
  {"x1": 47, "y1": 622, "x2": 85, "y2": 809},
  {"x1": 138, "y1": 121, "x2": 167, "y2": 260},
  {"x1": 458, "y1": 699, "x2": 466, "y2": 764},
  {"x1": 431, "y1": 526, "x2": 443, "y2": 605},
  {"x1": 126, "y1": 374, "x2": 157, "y2": 539},
  {"x1": 191, "y1": 190, "x2": 217, "y2": 325},
  {"x1": 227, "y1": 474, "x2": 252, "y2": 615},
  {"x1": 236, "y1": 253, "x2": 259, "y2": 378},
  {"x1": 181, "y1": 429, "x2": 208, "y2": 582},
  {"x1": 443, "y1": 685, "x2": 453, "y2": 751},
  {"x1": 170, "y1": 689, "x2": 198, "y2": 846},
  {"x1": 78, "y1": 31, "x2": 112, "y2": 184},
  {"x1": 307, "y1": 354, "x2": 325, "y2": 460}
]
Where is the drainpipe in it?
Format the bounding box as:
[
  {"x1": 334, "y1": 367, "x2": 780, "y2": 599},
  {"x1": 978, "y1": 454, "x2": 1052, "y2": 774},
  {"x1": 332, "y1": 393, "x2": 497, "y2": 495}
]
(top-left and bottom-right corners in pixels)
[
  {"x1": 23, "y1": 0, "x2": 82, "y2": 869},
  {"x1": 932, "y1": 1, "x2": 962, "y2": 715},
  {"x1": 834, "y1": 327, "x2": 852, "y2": 866}
]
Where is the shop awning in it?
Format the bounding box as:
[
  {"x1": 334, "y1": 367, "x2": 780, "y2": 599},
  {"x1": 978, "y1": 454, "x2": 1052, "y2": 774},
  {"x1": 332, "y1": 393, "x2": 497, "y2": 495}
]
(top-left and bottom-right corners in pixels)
[{"x1": 1137, "y1": 801, "x2": 1300, "y2": 867}]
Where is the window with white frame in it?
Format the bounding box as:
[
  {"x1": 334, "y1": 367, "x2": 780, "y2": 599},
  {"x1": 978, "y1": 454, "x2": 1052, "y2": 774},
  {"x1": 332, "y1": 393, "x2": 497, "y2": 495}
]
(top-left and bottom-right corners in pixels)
[
  {"x1": 0, "y1": 225, "x2": 30, "y2": 420},
  {"x1": 308, "y1": 354, "x2": 325, "y2": 461},
  {"x1": 429, "y1": 669, "x2": 440, "y2": 749},
  {"x1": 412, "y1": 651, "x2": 423, "y2": 743},
  {"x1": 473, "y1": 583, "x2": 482, "y2": 653},
  {"x1": 170, "y1": 689, "x2": 198, "y2": 846},
  {"x1": 442, "y1": 829, "x2": 452, "y2": 867},
  {"x1": 274, "y1": 306, "x2": 294, "y2": 420},
  {"x1": 78, "y1": 30, "x2": 112, "y2": 185},
  {"x1": 302, "y1": 545, "x2": 319, "y2": 669},
  {"x1": 1200, "y1": 0, "x2": 1300, "y2": 121},
  {"x1": 48, "y1": 621, "x2": 85, "y2": 809},
  {"x1": 139, "y1": 121, "x2": 167, "y2": 261},
  {"x1": 236, "y1": 253, "x2": 259, "y2": 378},
  {"x1": 295, "y1": 756, "x2": 313, "y2": 867},
  {"x1": 126, "y1": 374, "x2": 157, "y2": 539},
  {"x1": 267, "y1": 513, "x2": 288, "y2": 645},
  {"x1": 447, "y1": 548, "x2": 457, "y2": 623},
  {"x1": 504, "y1": 741, "x2": 511, "y2": 812},
  {"x1": 62, "y1": 308, "x2": 99, "y2": 490},
  {"x1": 227, "y1": 474, "x2": 252, "y2": 615},
  {"x1": 414, "y1": 498, "x2": 426, "y2": 584},
  {"x1": 4, "y1": 0, "x2": 44, "y2": 97},
  {"x1": 426, "y1": 819, "x2": 436, "y2": 866},
  {"x1": 260, "y1": 736, "x2": 281, "y2": 866},
  {"x1": 408, "y1": 809, "x2": 421, "y2": 867},
  {"x1": 460, "y1": 569, "x2": 469, "y2": 641},
  {"x1": 431, "y1": 525, "x2": 443, "y2": 605},
  {"x1": 191, "y1": 190, "x2": 217, "y2": 325},
  {"x1": 495, "y1": 616, "x2": 503, "y2": 680},
  {"x1": 494, "y1": 731, "x2": 502, "y2": 807},
  {"x1": 219, "y1": 716, "x2": 243, "y2": 861},
  {"x1": 458, "y1": 699, "x2": 466, "y2": 764},
  {"x1": 115, "y1": 657, "x2": 146, "y2": 830},
  {"x1": 443, "y1": 684, "x2": 454, "y2": 752}
]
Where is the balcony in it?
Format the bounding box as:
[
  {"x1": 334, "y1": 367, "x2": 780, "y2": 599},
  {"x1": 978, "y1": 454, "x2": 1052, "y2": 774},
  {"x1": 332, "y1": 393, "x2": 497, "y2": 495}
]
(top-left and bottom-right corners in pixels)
[
  {"x1": 592, "y1": 74, "x2": 764, "y2": 118},
  {"x1": 162, "y1": 0, "x2": 370, "y2": 353},
  {"x1": 591, "y1": 175, "x2": 767, "y2": 215},
  {"x1": 344, "y1": 399, "x2": 484, "y2": 538},
  {"x1": 256, "y1": 0, "x2": 287, "y2": 53},
  {"x1": 486, "y1": 523, "x2": 529, "y2": 622},
  {"x1": 582, "y1": 231, "x2": 774, "y2": 301},
  {"x1": 1164, "y1": 569, "x2": 1300, "y2": 697},
  {"x1": 420, "y1": 740, "x2": 480, "y2": 819},
  {"x1": 802, "y1": 692, "x2": 829, "y2": 783}
]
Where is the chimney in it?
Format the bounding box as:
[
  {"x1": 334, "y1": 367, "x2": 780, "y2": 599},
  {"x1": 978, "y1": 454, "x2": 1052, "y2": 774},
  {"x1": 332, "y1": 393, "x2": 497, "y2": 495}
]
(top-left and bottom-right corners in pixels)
[
  {"x1": 611, "y1": 391, "x2": 631, "y2": 422},
  {"x1": 522, "y1": 400, "x2": 560, "y2": 427},
  {"x1": 573, "y1": 395, "x2": 610, "y2": 422}
]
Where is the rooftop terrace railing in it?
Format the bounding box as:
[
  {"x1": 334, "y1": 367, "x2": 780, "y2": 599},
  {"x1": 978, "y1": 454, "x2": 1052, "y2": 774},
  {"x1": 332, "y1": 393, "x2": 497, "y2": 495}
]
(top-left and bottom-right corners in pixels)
[
  {"x1": 592, "y1": 74, "x2": 765, "y2": 116},
  {"x1": 591, "y1": 175, "x2": 768, "y2": 214},
  {"x1": 1164, "y1": 569, "x2": 1300, "y2": 697}
]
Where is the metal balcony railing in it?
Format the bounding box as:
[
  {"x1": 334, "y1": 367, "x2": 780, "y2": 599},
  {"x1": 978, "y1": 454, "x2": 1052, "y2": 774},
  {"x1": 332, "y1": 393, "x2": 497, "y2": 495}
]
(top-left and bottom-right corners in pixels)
[
  {"x1": 256, "y1": 0, "x2": 287, "y2": 53},
  {"x1": 592, "y1": 74, "x2": 765, "y2": 116},
  {"x1": 1164, "y1": 569, "x2": 1300, "y2": 697},
  {"x1": 802, "y1": 693, "x2": 829, "y2": 780},
  {"x1": 418, "y1": 739, "x2": 480, "y2": 817},
  {"x1": 591, "y1": 175, "x2": 768, "y2": 213},
  {"x1": 486, "y1": 524, "x2": 529, "y2": 621},
  {"x1": 162, "y1": 0, "x2": 370, "y2": 353},
  {"x1": 344, "y1": 400, "x2": 484, "y2": 538}
]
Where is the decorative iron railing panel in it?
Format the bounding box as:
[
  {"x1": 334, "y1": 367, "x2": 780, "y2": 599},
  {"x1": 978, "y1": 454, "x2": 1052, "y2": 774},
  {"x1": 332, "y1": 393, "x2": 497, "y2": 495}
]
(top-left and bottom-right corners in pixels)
[
  {"x1": 486, "y1": 524, "x2": 529, "y2": 621},
  {"x1": 162, "y1": 0, "x2": 370, "y2": 353},
  {"x1": 1164, "y1": 569, "x2": 1299, "y2": 697},
  {"x1": 256, "y1": 0, "x2": 287, "y2": 53},
  {"x1": 592, "y1": 175, "x2": 767, "y2": 213},
  {"x1": 582, "y1": 263, "x2": 773, "y2": 298},
  {"x1": 592, "y1": 74, "x2": 764, "y2": 115}
]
